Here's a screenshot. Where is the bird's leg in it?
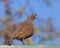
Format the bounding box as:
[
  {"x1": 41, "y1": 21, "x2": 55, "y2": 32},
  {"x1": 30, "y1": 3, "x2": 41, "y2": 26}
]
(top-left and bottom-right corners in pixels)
[{"x1": 21, "y1": 39, "x2": 25, "y2": 45}]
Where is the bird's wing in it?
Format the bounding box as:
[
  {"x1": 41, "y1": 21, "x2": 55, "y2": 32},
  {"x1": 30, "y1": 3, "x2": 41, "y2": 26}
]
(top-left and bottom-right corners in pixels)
[{"x1": 15, "y1": 23, "x2": 25, "y2": 32}]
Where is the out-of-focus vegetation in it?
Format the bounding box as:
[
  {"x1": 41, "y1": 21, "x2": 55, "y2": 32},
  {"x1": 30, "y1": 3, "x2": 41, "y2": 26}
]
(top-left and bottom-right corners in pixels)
[{"x1": 0, "y1": 0, "x2": 60, "y2": 45}]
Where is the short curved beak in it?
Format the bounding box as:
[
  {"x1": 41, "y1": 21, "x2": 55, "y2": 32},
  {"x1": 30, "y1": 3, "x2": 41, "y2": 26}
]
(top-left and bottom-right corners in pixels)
[{"x1": 34, "y1": 14, "x2": 37, "y2": 19}]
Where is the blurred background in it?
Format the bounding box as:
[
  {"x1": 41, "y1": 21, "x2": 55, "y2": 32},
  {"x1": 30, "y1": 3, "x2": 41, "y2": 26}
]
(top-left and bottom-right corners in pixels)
[{"x1": 0, "y1": 0, "x2": 60, "y2": 44}]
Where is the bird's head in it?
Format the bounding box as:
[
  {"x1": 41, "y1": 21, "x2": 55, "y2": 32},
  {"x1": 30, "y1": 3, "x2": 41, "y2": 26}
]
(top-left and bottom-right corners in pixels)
[{"x1": 27, "y1": 14, "x2": 37, "y2": 21}]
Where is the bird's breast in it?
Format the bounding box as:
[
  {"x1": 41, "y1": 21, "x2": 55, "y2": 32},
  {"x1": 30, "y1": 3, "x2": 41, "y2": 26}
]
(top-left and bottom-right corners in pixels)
[{"x1": 15, "y1": 23, "x2": 34, "y2": 40}]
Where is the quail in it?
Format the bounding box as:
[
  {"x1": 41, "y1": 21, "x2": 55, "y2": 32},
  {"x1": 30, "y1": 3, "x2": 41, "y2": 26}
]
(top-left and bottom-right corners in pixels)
[{"x1": 6, "y1": 14, "x2": 36, "y2": 45}]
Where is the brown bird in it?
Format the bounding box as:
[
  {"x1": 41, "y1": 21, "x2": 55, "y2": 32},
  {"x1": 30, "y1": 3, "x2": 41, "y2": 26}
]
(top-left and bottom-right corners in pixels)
[
  {"x1": 0, "y1": 24, "x2": 17, "y2": 45},
  {"x1": 4, "y1": 25, "x2": 16, "y2": 45},
  {"x1": 6, "y1": 14, "x2": 36, "y2": 45}
]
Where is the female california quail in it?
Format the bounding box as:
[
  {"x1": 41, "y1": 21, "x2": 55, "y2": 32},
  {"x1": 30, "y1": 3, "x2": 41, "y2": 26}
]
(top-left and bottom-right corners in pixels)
[{"x1": 15, "y1": 14, "x2": 36, "y2": 44}]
